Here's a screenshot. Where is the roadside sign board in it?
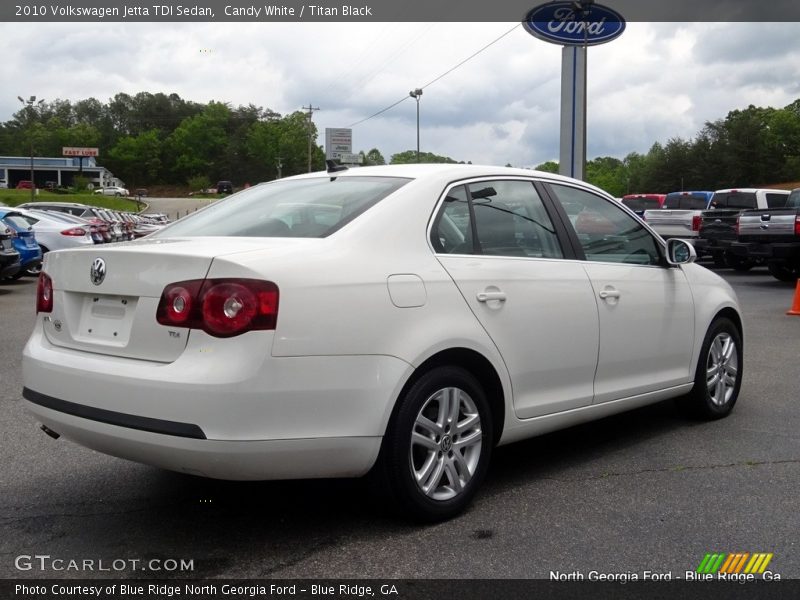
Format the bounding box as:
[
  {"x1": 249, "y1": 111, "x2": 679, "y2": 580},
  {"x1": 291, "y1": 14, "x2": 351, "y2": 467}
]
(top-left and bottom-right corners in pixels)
[
  {"x1": 325, "y1": 128, "x2": 352, "y2": 160},
  {"x1": 62, "y1": 147, "x2": 99, "y2": 157},
  {"x1": 338, "y1": 152, "x2": 363, "y2": 164},
  {"x1": 524, "y1": 2, "x2": 626, "y2": 46}
]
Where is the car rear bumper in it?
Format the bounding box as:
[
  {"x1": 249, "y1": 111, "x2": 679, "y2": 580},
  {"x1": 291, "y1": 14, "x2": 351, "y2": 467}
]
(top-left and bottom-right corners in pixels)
[
  {"x1": 730, "y1": 241, "x2": 800, "y2": 259},
  {"x1": 22, "y1": 324, "x2": 412, "y2": 480}
]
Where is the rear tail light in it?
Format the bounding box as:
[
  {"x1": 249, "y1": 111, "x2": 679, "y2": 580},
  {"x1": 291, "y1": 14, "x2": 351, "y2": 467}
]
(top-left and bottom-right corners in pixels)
[
  {"x1": 156, "y1": 278, "x2": 279, "y2": 338},
  {"x1": 36, "y1": 273, "x2": 53, "y2": 314},
  {"x1": 692, "y1": 215, "x2": 702, "y2": 231},
  {"x1": 795, "y1": 215, "x2": 800, "y2": 237},
  {"x1": 60, "y1": 227, "x2": 87, "y2": 236}
]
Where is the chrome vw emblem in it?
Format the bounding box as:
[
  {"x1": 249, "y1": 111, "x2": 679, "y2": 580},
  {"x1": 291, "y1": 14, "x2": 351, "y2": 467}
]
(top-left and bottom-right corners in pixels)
[{"x1": 90, "y1": 258, "x2": 106, "y2": 286}]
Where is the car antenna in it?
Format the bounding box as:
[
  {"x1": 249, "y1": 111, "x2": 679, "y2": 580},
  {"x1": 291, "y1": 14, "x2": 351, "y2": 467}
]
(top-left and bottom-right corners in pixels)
[{"x1": 326, "y1": 160, "x2": 348, "y2": 173}]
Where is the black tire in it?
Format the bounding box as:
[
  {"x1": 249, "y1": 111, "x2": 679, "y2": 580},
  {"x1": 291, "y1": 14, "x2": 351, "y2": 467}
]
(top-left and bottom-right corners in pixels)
[
  {"x1": 678, "y1": 317, "x2": 743, "y2": 420},
  {"x1": 767, "y1": 262, "x2": 798, "y2": 282},
  {"x1": 725, "y1": 253, "x2": 753, "y2": 272},
  {"x1": 378, "y1": 366, "x2": 493, "y2": 522}
]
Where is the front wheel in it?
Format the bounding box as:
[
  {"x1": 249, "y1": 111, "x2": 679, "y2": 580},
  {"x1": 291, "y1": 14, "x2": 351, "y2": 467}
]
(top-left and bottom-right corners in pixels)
[
  {"x1": 678, "y1": 317, "x2": 742, "y2": 419},
  {"x1": 379, "y1": 366, "x2": 493, "y2": 522}
]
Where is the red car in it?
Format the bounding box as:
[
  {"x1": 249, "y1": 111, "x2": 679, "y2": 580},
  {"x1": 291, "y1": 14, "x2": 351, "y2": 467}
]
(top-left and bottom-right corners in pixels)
[{"x1": 16, "y1": 180, "x2": 35, "y2": 190}]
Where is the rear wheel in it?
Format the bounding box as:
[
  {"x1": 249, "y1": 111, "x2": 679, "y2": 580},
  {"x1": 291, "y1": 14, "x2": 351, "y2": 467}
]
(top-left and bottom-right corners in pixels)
[
  {"x1": 725, "y1": 253, "x2": 753, "y2": 272},
  {"x1": 379, "y1": 366, "x2": 493, "y2": 522},
  {"x1": 678, "y1": 317, "x2": 742, "y2": 419},
  {"x1": 767, "y1": 262, "x2": 798, "y2": 282}
]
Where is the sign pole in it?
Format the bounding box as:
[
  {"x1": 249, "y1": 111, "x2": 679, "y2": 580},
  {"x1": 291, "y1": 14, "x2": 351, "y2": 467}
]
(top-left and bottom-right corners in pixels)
[{"x1": 559, "y1": 45, "x2": 587, "y2": 180}]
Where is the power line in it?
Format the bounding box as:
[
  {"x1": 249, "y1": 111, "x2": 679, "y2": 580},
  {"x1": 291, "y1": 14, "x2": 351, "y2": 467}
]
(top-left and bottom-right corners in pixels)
[{"x1": 348, "y1": 23, "x2": 521, "y2": 129}]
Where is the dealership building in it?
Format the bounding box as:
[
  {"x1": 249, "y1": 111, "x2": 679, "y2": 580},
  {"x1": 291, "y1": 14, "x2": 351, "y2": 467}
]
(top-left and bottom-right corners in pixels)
[{"x1": 0, "y1": 155, "x2": 124, "y2": 189}]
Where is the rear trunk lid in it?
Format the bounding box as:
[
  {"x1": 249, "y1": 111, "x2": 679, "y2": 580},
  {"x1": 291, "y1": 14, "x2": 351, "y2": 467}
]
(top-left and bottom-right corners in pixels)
[{"x1": 41, "y1": 237, "x2": 300, "y2": 363}]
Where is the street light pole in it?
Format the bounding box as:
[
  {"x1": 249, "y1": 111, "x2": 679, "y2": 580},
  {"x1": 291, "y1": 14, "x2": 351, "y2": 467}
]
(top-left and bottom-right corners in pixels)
[
  {"x1": 17, "y1": 95, "x2": 43, "y2": 202},
  {"x1": 409, "y1": 89, "x2": 422, "y2": 162}
]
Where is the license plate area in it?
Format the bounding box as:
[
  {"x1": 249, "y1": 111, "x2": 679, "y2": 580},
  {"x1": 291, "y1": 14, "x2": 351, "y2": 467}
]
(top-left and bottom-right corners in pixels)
[{"x1": 74, "y1": 294, "x2": 138, "y2": 346}]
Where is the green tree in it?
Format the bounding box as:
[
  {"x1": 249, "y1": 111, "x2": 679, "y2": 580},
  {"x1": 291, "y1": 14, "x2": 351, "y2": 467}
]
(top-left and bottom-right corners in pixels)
[
  {"x1": 108, "y1": 129, "x2": 163, "y2": 184},
  {"x1": 390, "y1": 150, "x2": 458, "y2": 164}
]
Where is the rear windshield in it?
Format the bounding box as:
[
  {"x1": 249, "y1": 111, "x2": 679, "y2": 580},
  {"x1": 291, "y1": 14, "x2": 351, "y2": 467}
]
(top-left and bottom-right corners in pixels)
[
  {"x1": 2, "y1": 215, "x2": 32, "y2": 231},
  {"x1": 622, "y1": 197, "x2": 661, "y2": 211},
  {"x1": 156, "y1": 176, "x2": 411, "y2": 238},
  {"x1": 711, "y1": 192, "x2": 756, "y2": 209},
  {"x1": 787, "y1": 189, "x2": 800, "y2": 208},
  {"x1": 664, "y1": 193, "x2": 710, "y2": 210}
]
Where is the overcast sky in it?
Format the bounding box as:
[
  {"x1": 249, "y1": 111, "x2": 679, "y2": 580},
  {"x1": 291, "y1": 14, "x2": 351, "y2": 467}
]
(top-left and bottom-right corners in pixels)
[{"x1": 2, "y1": 21, "x2": 800, "y2": 167}]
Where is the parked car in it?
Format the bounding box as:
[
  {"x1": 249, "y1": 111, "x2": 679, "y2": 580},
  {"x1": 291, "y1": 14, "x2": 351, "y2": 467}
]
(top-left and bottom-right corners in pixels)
[
  {"x1": 16, "y1": 180, "x2": 35, "y2": 190},
  {"x1": 621, "y1": 193, "x2": 666, "y2": 217},
  {"x1": 697, "y1": 188, "x2": 791, "y2": 270},
  {"x1": 0, "y1": 178, "x2": 8, "y2": 189},
  {"x1": 94, "y1": 186, "x2": 129, "y2": 197},
  {"x1": 642, "y1": 191, "x2": 714, "y2": 246},
  {"x1": 27, "y1": 210, "x2": 107, "y2": 245},
  {"x1": 0, "y1": 209, "x2": 42, "y2": 279},
  {"x1": 0, "y1": 224, "x2": 21, "y2": 279},
  {"x1": 12, "y1": 208, "x2": 95, "y2": 273},
  {"x1": 18, "y1": 202, "x2": 114, "y2": 243},
  {"x1": 730, "y1": 187, "x2": 800, "y2": 281},
  {"x1": 216, "y1": 180, "x2": 233, "y2": 194},
  {"x1": 22, "y1": 164, "x2": 743, "y2": 521}
]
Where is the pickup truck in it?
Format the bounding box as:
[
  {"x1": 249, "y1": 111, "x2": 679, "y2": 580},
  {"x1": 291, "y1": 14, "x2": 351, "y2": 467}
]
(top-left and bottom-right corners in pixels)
[
  {"x1": 730, "y1": 188, "x2": 800, "y2": 281},
  {"x1": 696, "y1": 188, "x2": 790, "y2": 270},
  {"x1": 642, "y1": 191, "x2": 714, "y2": 244},
  {"x1": 621, "y1": 193, "x2": 665, "y2": 217}
]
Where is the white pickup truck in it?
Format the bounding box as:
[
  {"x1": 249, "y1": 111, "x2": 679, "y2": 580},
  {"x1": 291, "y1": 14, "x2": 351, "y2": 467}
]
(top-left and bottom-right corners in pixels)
[{"x1": 642, "y1": 191, "x2": 714, "y2": 243}]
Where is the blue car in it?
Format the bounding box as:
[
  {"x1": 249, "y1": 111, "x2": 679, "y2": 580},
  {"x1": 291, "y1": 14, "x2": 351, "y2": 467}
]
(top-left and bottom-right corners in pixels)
[{"x1": 0, "y1": 209, "x2": 43, "y2": 279}]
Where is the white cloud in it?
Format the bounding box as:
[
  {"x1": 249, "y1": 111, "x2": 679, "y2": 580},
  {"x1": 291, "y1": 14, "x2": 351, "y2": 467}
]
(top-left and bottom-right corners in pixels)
[{"x1": 2, "y1": 21, "x2": 800, "y2": 169}]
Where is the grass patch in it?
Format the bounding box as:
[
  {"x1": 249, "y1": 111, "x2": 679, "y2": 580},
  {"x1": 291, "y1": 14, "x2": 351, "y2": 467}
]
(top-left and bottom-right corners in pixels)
[{"x1": 0, "y1": 188, "x2": 144, "y2": 212}]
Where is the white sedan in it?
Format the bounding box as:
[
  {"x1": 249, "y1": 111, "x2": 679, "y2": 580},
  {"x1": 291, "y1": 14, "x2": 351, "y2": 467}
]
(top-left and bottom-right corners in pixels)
[
  {"x1": 12, "y1": 207, "x2": 95, "y2": 274},
  {"x1": 22, "y1": 164, "x2": 743, "y2": 521},
  {"x1": 94, "y1": 186, "x2": 129, "y2": 197}
]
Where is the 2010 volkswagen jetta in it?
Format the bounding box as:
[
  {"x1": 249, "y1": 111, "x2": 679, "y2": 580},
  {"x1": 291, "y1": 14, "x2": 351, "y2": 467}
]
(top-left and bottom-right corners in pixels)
[{"x1": 22, "y1": 164, "x2": 743, "y2": 521}]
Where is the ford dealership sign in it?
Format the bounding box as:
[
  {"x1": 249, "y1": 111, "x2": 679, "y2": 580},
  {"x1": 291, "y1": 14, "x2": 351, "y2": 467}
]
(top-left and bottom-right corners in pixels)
[{"x1": 524, "y1": 2, "x2": 626, "y2": 46}]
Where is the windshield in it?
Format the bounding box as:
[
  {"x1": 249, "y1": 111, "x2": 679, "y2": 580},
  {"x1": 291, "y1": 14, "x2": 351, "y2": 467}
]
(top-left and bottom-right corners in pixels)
[
  {"x1": 664, "y1": 193, "x2": 710, "y2": 210},
  {"x1": 156, "y1": 176, "x2": 411, "y2": 238}
]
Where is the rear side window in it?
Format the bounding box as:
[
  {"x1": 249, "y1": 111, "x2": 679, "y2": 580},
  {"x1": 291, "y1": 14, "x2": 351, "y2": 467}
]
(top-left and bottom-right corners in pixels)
[
  {"x1": 431, "y1": 179, "x2": 564, "y2": 259},
  {"x1": 787, "y1": 190, "x2": 800, "y2": 208},
  {"x1": 156, "y1": 177, "x2": 410, "y2": 238},
  {"x1": 766, "y1": 193, "x2": 789, "y2": 208}
]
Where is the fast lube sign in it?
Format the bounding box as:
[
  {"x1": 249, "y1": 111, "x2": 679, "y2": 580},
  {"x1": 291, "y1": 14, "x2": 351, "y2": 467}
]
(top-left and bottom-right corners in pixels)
[{"x1": 524, "y1": 2, "x2": 625, "y2": 180}]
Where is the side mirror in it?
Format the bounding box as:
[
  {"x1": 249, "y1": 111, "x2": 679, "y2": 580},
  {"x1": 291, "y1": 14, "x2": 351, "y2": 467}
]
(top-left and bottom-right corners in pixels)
[{"x1": 666, "y1": 238, "x2": 697, "y2": 265}]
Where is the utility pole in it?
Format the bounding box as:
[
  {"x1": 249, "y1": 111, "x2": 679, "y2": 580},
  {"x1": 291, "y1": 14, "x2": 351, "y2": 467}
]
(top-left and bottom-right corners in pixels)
[
  {"x1": 409, "y1": 89, "x2": 423, "y2": 162},
  {"x1": 303, "y1": 103, "x2": 320, "y2": 172},
  {"x1": 18, "y1": 95, "x2": 44, "y2": 202}
]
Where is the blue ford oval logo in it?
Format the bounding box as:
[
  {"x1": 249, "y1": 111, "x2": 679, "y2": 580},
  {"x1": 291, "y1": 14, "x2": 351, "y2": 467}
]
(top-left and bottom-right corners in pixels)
[{"x1": 524, "y1": 2, "x2": 626, "y2": 46}]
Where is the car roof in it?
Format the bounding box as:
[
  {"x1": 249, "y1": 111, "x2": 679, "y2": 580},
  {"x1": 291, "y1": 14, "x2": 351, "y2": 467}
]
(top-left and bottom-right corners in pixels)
[{"x1": 279, "y1": 164, "x2": 615, "y2": 198}]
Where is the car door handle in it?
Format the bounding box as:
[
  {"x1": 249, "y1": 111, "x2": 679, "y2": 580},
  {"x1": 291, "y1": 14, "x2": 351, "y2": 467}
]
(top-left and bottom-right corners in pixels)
[
  {"x1": 477, "y1": 291, "x2": 507, "y2": 303},
  {"x1": 598, "y1": 290, "x2": 621, "y2": 300}
]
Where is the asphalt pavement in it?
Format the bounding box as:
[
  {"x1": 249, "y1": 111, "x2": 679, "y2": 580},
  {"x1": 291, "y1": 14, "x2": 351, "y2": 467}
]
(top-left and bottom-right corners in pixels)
[{"x1": 1, "y1": 264, "x2": 798, "y2": 580}]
